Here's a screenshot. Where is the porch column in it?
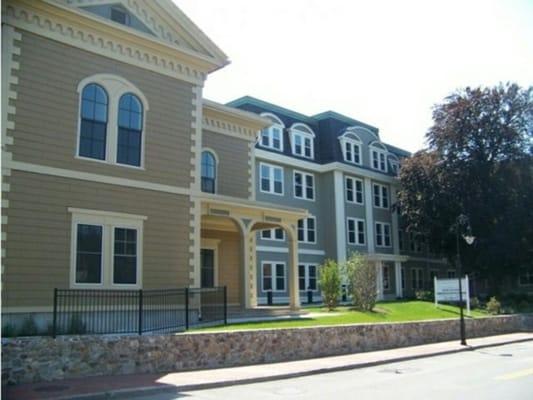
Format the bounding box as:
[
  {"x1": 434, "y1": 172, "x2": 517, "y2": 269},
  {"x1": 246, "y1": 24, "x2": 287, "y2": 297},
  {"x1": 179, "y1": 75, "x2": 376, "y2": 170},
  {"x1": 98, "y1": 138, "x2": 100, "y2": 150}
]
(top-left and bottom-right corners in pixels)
[
  {"x1": 395, "y1": 261, "x2": 403, "y2": 298},
  {"x1": 248, "y1": 232, "x2": 258, "y2": 308},
  {"x1": 376, "y1": 260, "x2": 384, "y2": 300},
  {"x1": 288, "y1": 227, "x2": 300, "y2": 310},
  {"x1": 242, "y1": 228, "x2": 255, "y2": 309}
]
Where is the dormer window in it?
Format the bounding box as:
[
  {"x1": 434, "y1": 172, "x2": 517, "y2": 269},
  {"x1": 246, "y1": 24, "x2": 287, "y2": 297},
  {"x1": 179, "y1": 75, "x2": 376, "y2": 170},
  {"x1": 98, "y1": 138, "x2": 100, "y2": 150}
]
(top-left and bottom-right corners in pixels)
[
  {"x1": 259, "y1": 113, "x2": 284, "y2": 152},
  {"x1": 289, "y1": 124, "x2": 315, "y2": 159},
  {"x1": 339, "y1": 132, "x2": 362, "y2": 165},
  {"x1": 388, "y1": 154, "x2": 400, "y2": 176},
  {"x1": 370, "y1": 142, "x2": 388, "y2": 172},
  {"x1": 111, "y1": 6, "x2": 130, "y2": 26}
]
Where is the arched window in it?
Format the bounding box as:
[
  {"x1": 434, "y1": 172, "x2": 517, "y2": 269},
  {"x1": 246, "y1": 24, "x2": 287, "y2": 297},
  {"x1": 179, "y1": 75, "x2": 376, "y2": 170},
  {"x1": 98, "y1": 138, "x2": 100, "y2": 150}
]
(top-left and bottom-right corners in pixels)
[
  {"x1": 79, "y1": 83, "x2": 108, "y2": 160},
  {"x1": 370, "y1": 141, "x2": 388, "y2": 172},
  {"x1": 201, "y1": 150, "x2": 217, "y2": 193},
  {"x1": 338, "y1": 132, "x2": 362, "y2": 165},
  {"x1": 117, "y1": 93, "x2": 143, "y2": 167},
  {"x1": 259, "y1": 113, "x2": 285, "y2": 152},
  {"x1": 289, "y1": 123, "x2": 315, "y2": 159}
]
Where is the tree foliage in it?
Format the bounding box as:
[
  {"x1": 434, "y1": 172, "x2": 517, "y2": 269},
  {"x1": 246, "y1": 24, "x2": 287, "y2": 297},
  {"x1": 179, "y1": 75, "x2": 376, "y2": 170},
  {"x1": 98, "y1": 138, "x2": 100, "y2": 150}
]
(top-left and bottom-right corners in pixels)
[
  {"x1": 318, "y1": 259, "x2": 341, "y2": 311},
  {"x1": 398, "y1": 83, "x2": 533, "y2": 292},
  {"x1": 344, "y1": 252, "x2": 376, "y2": 311}
]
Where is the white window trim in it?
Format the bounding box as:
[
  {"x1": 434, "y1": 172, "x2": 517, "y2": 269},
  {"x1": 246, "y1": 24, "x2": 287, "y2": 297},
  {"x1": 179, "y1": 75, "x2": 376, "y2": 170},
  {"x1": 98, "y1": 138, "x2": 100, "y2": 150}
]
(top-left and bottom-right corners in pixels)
[
  {"x1": 375, "y1": 221, "x2": 392, "y2": 248},
  {"x1": 370, "y1": 142, "x2": 388, "y2": 173},
  {"x1": 260, "y1": 228, "x2": 285, "y2": 242},
  {"x1": 261, "y1": 261, "x2": 286, "y2": 292},
  {"x1": 69, "y1": 208, "x2": 145, "y2": 289},
  {"x1": 259, "y1": 113, "x2": 285, "y2": 152},
  {"x1": 289, "y1": 123, "x2": 315, "y2": 159},
  {"x1": 339, "y1": 133, "x2": 363, "y2": 166},
  {"x1": 412, "y1": 268, "x2": 424, "y2": 290},
  {"x1": 299, "y1": 263, "x2": 319, "y2": 292},
  {"x1": 201, "y1": 147, "x2": 219, "y2": 194},
  {"x1": 347, "y1": 217, "x2": 366, "y2": 245},
  {"x1": 259, "y1": 162, "x2": 284, "y2": 196},
  {"x1": 293, "y1": 170, "x2": 315, "y2": 201},
  {"x1": 298, "y1": 216, "x2": 317, "y2": 244},
  {"x1": 388, "y1": 154, "x2": 400, "y2": 176},
  {"x1": 76, "y1": 74, "x2": 149, "y2": 170},
  {"x1": 382, "y1": 265, "x2": 391, "y2": 290},
  {"x1": 345, "y1": 176, "x2": 364, "y2": 205},
  {"x1": 373, "y1": 183, "x2": 389, "y2": 209}
]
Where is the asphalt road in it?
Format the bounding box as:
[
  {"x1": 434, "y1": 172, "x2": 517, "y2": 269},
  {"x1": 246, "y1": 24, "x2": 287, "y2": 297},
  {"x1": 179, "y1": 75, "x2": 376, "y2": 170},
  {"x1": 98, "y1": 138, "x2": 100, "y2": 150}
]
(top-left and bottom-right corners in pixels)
[{"x1": 138, "y1": 341, "x2": 533, "y2": 400}]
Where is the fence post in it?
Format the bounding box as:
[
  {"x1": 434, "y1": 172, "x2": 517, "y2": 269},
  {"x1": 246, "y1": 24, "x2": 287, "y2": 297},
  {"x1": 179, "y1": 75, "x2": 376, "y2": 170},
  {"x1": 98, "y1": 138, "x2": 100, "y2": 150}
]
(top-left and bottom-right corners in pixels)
[
  {"x1": 52, "y1": 288, "x2": 58, "y2": 338},
  {"x1": 223, "y1": 286, "x2": 227, "y2": 325},
  {"x1": 138, "y1": 289, "x2": 143, "y2": 335},
  {"x1": 185, "y1": 288, "x2": 189, "y2": 330}
]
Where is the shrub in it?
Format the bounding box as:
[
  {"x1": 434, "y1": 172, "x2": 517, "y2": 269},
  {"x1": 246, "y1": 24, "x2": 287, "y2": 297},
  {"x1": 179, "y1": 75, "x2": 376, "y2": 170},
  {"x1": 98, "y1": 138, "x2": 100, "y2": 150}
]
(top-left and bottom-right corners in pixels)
[
  {"x1": 2, "y1": 323, "x2": 17, "y2": 338},
  {"x1": 415, "y1": 290, "x2": 433, "y2": 302},
  {"x1": 19, "y1": 316, "x2": 39, "y2": 336},
  {"x1": 470, "y1": 297, "x2": 481, "y2": 310},
  {"x1": 486, "y1": 296, "x2": 501, "y2": 315},
  {"x1": 344, "y1": 252, "x2": 376, "y2": 311},
  {"x1": 319, "y1": 259, "x2": 341, "y2": 311}
]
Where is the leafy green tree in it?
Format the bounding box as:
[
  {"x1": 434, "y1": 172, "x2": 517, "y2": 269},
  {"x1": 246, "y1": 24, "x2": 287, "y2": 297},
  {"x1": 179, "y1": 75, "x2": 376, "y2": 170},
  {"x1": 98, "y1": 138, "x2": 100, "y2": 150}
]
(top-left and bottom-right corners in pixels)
[
  {"x1": 344, "y1": 252, "x2": 376, "y2": 311},
  {"x1": 318, "y1": 259, "x2": 341, "y2": 310},
  {"x1": 397, "y1": 83, "x2": 533, "y2": 293}
]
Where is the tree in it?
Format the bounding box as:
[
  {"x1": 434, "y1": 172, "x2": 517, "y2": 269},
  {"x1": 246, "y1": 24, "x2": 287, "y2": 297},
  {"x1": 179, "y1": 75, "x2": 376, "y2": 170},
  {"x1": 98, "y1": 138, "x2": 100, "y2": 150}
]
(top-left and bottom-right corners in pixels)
[
  {"x1": 318, "y1": 259, "x2": 341, "y2": 310},
  {"x1": 397, "y1": 83, "x2": 533, "y2": 293},
  {"x1": 344, "y1": 252, "x2": 376, "y2": 311}
]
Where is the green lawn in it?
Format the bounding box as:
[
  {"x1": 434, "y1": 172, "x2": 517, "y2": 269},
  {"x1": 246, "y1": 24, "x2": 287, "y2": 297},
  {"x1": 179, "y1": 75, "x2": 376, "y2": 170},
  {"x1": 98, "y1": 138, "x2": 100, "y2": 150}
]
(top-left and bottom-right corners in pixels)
[{"x1": 193, "y1": 301, "x2": 489, "y2": 332}]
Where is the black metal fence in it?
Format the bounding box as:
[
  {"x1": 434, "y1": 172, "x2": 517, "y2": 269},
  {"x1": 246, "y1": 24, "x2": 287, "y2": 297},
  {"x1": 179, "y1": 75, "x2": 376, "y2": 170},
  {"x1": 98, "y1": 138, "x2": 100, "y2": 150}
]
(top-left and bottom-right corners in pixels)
[{"x1": 52, "y1": 287, "x2": 227, "y2": 337}]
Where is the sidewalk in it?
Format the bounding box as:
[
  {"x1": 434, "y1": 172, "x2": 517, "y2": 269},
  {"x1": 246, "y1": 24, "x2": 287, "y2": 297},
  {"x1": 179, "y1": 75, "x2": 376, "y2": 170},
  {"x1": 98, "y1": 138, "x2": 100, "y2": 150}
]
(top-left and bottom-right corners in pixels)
[{"x1": 5, "y1": 332, "x2": 533, "y2": 400}]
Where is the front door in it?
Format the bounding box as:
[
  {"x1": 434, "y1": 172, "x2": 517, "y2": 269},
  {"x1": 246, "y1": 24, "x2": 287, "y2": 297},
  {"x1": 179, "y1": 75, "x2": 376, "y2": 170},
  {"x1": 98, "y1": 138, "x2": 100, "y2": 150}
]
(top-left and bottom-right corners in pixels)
[{"x1": 201, "y1": 248, "x2": 215, "y2": 288}]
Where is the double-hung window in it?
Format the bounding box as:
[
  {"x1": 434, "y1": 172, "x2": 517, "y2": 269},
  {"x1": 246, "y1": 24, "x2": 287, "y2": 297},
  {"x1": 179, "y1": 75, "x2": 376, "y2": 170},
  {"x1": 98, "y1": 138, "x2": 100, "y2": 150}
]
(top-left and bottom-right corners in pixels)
[
  {"x1": 373, "y1": 183, "x2": 389, "y2": 209},
  {"x1": 412, "y1": 268, "x2": 424, "y2": 290},
  {"x1": 519, "y1": 267, "x2": 533, "y2": 286},
  {"x1": 347, "y1": 218, "x2": 365, "y2": 245},
  {"x1": 447, "y1": 270, "x2": 456, "y2": 279},
  {"x1": 294, "y1": 171, "x2": 315, "y2": 200},
  {"x1": 77, "y1": 75, "x2": 147, "y2": 168},
  {"x1": 298, "y1": 217, "x2": 316, "y2": 243},
  {"x1": 370, "y1": 143, "x2": 388, "y2": 172},
  {"x1": 260, "y1": 125, "x2": 283, "y2": 151},
  {"x1": 345, "y1": 176, "x2": 363, "y2": 204},
  {"x1": 339, "y1": 133, "x2": 362, "y2": 165},
  {"x1": 299, "y1": 264, "x2": 318, "y2": 292},
  {"x1": 70, "y1": 208, "x2": 145, "y2": 289},
  {"x1": 289, "y1": 124, "x2": 315, "y2": 159},
  {"x1": 262, "y1": 262, "x2": 286, "y2": 292},
  {"x1": 260, "y1": 163, "x2": 284, "y2": 195},
  {"x1": 382, "y1": 265, "x2": 390, "y2": 290},
  {"x1": 261, "y1": 228, "x2": 285, "y2": 241},
  {"x1": 375, "y1": 222, "x2": 392, "y2": 247}
]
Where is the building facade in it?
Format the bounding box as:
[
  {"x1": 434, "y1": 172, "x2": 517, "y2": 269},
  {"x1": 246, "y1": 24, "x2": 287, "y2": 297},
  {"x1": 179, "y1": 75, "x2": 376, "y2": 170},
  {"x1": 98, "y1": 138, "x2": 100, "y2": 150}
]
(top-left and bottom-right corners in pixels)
[
  {"x1": 1, "y1": 0, "x2": 453, "y2": 329},
  {"x1": 228, "y1": 97, "x2": 452, "y2": 304}
]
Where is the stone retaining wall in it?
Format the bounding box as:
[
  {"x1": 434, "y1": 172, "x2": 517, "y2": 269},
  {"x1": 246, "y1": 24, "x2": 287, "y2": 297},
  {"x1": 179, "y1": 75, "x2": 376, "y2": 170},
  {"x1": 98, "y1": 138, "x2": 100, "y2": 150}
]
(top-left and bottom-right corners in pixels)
[{"x1": 3, "y1": 315, "x2": 532, "y2": 385}]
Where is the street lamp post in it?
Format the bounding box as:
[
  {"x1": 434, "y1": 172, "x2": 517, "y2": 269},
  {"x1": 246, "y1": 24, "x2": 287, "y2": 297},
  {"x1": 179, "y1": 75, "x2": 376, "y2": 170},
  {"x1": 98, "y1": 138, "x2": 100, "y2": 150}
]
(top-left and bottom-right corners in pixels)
[{"x1": 455, "y1": 214, "x2": 475, "y2": 346}]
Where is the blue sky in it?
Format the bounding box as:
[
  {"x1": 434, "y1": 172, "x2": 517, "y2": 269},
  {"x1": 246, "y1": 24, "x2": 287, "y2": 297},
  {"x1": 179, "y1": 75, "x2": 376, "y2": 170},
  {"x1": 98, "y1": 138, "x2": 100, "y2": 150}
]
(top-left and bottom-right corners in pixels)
[{"x1": 176, "y1": 0, "x2": 533, "y2": 152}]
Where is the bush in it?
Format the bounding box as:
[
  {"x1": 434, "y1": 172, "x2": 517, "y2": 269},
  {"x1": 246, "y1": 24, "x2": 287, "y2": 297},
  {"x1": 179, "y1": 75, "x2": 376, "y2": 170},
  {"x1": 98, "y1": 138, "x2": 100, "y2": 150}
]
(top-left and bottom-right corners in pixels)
[
  {"x1": 319, "y1": 259, "x2": 341, "y2": 311},
  {"x1": 19, "y1": 316, "x2": 39, "y2": 336},
  {"x1": 470, "y1": 297, "x2": 481, "y2": 310},
  {"x1": 344, "y1": 252, "x2": 376, "y2": 311},
  {"x1": 415, "y1": 290, "x2": 433, "y2": 302},
  {"x1": 486, "y1": 296, "x2": 501, "y2": 315},
  {"x1": 2, "y1": 323, "x2": 17, "y2": 337}
]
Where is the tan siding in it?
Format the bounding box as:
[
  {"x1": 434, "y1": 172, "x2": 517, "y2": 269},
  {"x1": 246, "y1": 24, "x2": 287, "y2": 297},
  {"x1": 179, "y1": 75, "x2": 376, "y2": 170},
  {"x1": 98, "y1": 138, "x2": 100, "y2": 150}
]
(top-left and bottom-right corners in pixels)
[
  {"x1": 202, "y1": 229, "x2": 242, "y2": 305},
  {"x1": 2, "y1": 171, "x2": 191, "y2": 309},
  {"x1": 10, "y1": 31, "x2": 194, "y2": 188},
  {"x1": 202, "y1": 130, "x2": 250, "y2": 199}
]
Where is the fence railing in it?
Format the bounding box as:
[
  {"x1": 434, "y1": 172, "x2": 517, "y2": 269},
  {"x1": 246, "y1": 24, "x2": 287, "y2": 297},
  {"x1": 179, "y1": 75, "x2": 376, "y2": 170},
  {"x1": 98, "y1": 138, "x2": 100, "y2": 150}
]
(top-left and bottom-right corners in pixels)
[{"x1": 52, "y1": 287, "x2": 227, "y2": 337}]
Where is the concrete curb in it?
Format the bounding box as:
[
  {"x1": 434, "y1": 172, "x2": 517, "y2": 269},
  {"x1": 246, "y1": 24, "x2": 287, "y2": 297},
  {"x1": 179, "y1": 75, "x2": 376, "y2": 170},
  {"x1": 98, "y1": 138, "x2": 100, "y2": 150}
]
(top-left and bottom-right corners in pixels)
[{"x1": 56, "y1": 336, "x2": 533, "y2": 400}]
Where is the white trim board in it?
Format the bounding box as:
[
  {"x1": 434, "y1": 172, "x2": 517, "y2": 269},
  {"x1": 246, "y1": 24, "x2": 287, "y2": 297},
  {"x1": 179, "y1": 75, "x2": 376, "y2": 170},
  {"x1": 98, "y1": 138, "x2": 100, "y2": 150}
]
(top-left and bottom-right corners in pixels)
[{"x1": 256, "y1": 246, "x2": 326, "y2": 256}]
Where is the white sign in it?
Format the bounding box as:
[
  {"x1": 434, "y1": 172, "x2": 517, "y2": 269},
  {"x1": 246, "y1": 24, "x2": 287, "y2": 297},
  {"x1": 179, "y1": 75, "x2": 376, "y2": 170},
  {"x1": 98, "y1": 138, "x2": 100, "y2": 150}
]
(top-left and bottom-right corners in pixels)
[{"x1": 434, "y1": 276, "x2": 470, "y2": 314}]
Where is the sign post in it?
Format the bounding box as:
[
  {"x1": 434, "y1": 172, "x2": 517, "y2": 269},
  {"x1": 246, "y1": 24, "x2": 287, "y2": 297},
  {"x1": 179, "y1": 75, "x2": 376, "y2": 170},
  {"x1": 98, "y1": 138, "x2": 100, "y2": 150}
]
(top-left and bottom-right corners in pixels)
[{"x1": 434, "y1": 275, "x2": 470, "y2": 315}]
